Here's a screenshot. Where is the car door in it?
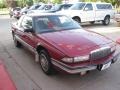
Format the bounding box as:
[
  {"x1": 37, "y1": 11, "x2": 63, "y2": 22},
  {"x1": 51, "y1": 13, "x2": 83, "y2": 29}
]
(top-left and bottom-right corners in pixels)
[
  {"x1": 13, "y1": 15, "x2": 26, "y2": 45},
  {"x1": 83, "y1": 3, "x2": 95, "y2": 22},
  {"x1": 20, "y1": 16, "x2": 36, "y2": 51}
]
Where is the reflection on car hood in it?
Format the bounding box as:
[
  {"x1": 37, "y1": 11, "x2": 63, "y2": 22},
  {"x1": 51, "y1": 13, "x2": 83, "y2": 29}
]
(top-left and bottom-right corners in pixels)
[{"x1": 39, "y1": 29, "x2": 112, "y2": 57}]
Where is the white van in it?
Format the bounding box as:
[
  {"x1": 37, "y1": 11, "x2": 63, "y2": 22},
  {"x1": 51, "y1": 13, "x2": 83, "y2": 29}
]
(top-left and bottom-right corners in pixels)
[{"x1": 59, "y1": 2, "x2": 115, "y2": 25}]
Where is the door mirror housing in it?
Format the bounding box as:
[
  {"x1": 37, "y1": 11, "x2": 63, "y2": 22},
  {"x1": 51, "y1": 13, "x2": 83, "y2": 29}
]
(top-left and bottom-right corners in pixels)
[
  {"x1": 84, "y1": 7, "x2": 89, "y2": 11},
  {"x1": 24, "y1": 28, "x2": 34, "y2": 33}
]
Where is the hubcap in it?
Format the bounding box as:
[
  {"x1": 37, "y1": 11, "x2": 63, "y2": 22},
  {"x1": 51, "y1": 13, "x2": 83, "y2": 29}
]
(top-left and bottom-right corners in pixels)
[
  {"x1": 40, "y1": 54, "x2": 49, "y2": 72},
  {"x1": 105, "y1": 18, "x2": 110, "y2": 24}
]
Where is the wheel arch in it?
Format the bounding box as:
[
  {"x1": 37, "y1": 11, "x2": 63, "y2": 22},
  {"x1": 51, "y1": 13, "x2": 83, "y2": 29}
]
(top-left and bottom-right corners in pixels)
[
  {"x1": 36, "y1": 45, "x2": 49, "y2": 54},
  {"x1": 104, "y1": 15, "x2": 110, "y2": 19},
  {"x1": 72, "y1": 16, "x2": 81, "y2": 23}
]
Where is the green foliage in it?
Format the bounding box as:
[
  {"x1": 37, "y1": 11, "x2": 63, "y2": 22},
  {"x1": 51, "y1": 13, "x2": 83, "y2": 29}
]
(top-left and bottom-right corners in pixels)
[
  {"x1": 0, "y1": 0, "x2": 6, "y2": 8},
  {"x1": 80, "y1": 0, "x2": 120, "y2": 6},
  {"x1": 0, "y1": 0, "x2": 119, "y2": 8},
  {"x1": 52, "y1": 0, "x2": 62, "y2": 4},
  {"x1": 33, "y1": 0, "x2": 48, "y2": 3}
]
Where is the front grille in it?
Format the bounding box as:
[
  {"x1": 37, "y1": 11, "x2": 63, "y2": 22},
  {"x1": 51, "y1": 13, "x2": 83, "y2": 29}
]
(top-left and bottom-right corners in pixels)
[{"x1": 90, "y1": 47, "x2": 111, "y2": 60}]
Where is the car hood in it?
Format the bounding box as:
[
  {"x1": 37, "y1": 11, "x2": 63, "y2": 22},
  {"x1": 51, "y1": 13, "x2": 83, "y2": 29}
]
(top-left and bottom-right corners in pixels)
[{"x1": 39, "y1": 29, "x2": 112, "y2": 57}]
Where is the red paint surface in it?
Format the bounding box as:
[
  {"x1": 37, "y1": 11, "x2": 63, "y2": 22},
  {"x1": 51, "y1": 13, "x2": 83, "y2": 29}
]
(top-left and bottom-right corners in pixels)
[
  {"x1": 116, "y1": 38, "x2": 120, "y2": 44},
  {"x1": 0, "y1": 61, "x2": 16, "y2": 90}
]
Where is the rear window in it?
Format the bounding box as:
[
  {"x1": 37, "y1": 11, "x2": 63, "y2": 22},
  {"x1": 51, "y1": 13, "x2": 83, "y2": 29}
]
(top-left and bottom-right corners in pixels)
[{"x1": 96, "y1": 4, "x2": 112, "y2": 9}]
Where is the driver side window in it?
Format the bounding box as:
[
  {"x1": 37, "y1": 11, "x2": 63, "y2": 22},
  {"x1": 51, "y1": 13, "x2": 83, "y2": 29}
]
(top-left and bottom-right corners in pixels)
[
  {"x1": 21, "y1": 16, "x2": 32, "y2": 29},
  {"x1": 84, "y1": 4, "x2": 93, "y2": 11}
]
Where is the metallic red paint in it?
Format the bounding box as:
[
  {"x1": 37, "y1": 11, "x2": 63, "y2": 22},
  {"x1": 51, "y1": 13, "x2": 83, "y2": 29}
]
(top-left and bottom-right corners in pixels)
[{"x1": 11, "y1": 15, "x2": 119, "y2": 74}]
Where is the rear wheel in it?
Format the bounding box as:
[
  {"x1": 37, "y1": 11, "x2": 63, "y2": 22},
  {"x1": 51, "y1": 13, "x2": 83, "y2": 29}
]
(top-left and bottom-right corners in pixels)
[
  {"x1": 9, "y1": 13, "x2": 12, "y2": 18},
  {"x1": 102, "y1": 16, "x2": 110, "y2": 25},
  {"x1": 39, "y1": 50, "x2": 54, "y2": 75}
]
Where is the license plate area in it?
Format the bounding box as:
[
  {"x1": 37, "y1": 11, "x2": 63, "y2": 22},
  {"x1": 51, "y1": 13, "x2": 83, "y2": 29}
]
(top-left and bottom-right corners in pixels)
[{"x1": 97, "y1": 62, "x2": 111, "y2": 71}]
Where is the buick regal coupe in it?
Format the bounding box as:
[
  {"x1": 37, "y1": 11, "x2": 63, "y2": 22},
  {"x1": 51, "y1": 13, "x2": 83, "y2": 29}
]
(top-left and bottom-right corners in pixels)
[{"x1": 11, "y1": 13, "x2": 119, "y2": 75}]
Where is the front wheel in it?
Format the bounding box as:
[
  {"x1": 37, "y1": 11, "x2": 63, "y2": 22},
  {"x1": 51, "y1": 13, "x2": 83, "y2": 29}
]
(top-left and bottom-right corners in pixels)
[
  {"x1": 39, "y1": 50, "x2": 54, "y2": 75},
  {"x1": 102, "y1": 16, "x2": 110, "y2": 25},
  {"x1": 13, "y1": 35, "x2": 22, "y2": 48},
  {"x1": 73, "y1": 17, "x2": 81, "y2": 23}
]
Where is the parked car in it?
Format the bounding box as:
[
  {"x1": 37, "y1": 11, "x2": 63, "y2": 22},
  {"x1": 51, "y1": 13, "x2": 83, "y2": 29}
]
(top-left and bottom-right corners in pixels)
[
  {"x1": 9, "y1": 7, "x2": 21, "y2": 18},
  {"x1": 48, "y1": 4, "x2": 73, "y2": 13},
  {"x1": 27, "y1": 4, "x2": 53, "y2": 14},
  {"x1": 29, "y1": 4, "x2": 41, "y2": 10},
  {"x1": 59, "y1": 2, "x2": 115, "y2": 25},
  {"x1": 20, "y1": 6, "x2": 29, "y2": 14},
  {"x1": 11, "y1": 13, "x2": 119, "y2": 75},
  {"x1": 115, "y1": 13, "x2": 120, "y2": 22}
]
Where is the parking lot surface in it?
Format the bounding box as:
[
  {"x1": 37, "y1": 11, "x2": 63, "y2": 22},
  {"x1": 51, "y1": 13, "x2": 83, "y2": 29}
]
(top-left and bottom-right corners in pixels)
[{"x1": 0, "y1": 15, "x2": 120, "y2": 90}]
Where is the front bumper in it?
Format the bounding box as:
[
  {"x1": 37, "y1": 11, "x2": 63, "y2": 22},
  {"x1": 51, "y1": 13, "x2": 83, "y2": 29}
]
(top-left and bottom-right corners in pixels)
[{"x1": 51, "y1": 53, "x2": 120, "y2": 74}]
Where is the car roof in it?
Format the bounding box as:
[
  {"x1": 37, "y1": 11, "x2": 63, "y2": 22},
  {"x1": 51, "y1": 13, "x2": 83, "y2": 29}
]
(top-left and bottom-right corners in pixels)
[
  {"x1": 26, "y1": 13, "x2": 63, "y2": 17},
  {"x1": 75, "y1": 2, "x2": 111, "y2": 4}
]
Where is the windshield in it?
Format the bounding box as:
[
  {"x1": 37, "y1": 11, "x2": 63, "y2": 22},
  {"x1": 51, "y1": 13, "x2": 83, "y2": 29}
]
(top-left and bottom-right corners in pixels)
[
  {"x1": 13, "y1": 7, "x2": 21, "y2": 11},
  {"x1": 50, "y1": 5, "x2": 61, "y2": 11},
  {"x1": 38, "y1": 5, "x2": 52, "y2": 10},
  {"x1": 51, "y1": 4, "x2": 72, "y2": 11},
  {"x1": 69, "y1": 3, "x2": 85, "y2": 10},
  {"x1": 34, "y1": 15, "x2": 81, "y2": 33},
  {"x1": 29, "y1": 5, "x2": 40, "y2": 10},
  {"x1": 21, "y1": 7, "x2": 29, "y2": 12}
]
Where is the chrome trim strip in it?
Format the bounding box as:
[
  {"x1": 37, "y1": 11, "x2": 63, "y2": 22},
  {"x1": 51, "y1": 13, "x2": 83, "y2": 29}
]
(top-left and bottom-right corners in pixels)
[
  {"x1": 51, "y1": 58, "x2": 97, "y2": 74},
  {"x1": 15, "y1": 35, "x2": 39, "y2": 62},
  {"x1": 90, "y1": 46, "x2": 110, "y2": 54},
  {"x1": 15, "y1": 35, "x2": 35, "y2": 52}
]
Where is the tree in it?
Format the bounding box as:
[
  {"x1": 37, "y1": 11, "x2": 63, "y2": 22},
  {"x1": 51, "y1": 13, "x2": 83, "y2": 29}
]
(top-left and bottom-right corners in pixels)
[
  {"x1": 5, "y1": 0, "x2": 17, "y2": 8},
  {"x1": 52, "y1": 0, "x2": 62, "y2": 4},
  {"x1": 26, "y1": 0, "x2": 33, "y2": 6},
  {"x1": 79, "y1": 0, "x2": 120, "y2": 6},
  {"x1": 33, "y1": 0, "x2": 48, "y2": 3}
]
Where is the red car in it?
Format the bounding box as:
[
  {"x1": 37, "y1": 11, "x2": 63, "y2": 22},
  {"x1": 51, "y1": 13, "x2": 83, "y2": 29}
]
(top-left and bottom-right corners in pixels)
[{"x1": 11, "y1": 13, "x2": 119, "y2": 75}]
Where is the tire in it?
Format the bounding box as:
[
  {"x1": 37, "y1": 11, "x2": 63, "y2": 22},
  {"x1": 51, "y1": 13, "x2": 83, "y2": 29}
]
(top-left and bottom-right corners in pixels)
[
  {"x1": 39, "y1": 50, "x2": 54, "y2": 75},
  {"x1": 102, "y1": 16, "x2": 110, "y2": 25},
  {"x1": 90, "y1": 21, "x2": 95, "y2": 24},
  {"x1": 10, "y1": 15, "x2": 12, "y2": 18},
  {"x1": 16, "y1": 17, "x2": 19, "y2": 20},
  {"x1": 73, "y1": 17, "x2": 81, "y2": 23},
  {"x1": 13, "y1": 35, "x2": 22, "y2": 48}
]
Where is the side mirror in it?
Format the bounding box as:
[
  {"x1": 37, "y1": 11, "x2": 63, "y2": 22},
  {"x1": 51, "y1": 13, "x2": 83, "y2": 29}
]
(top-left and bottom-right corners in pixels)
[
  {"x1": 24, "y1": 28, "x2": 34, "y2": 33},
  {"x1": 84, "y1": 7, "x2": 89, "y2": 11}
]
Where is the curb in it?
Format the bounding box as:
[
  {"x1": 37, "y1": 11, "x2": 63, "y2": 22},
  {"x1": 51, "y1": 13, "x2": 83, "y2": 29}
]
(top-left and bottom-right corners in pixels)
[{"x1": 0, "y1": 13, "x2": 9, "y2": 15}]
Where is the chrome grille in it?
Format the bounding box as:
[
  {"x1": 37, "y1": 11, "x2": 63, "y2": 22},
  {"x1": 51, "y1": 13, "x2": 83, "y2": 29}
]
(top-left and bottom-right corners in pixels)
[{"x1": 90, "y1": 47, "x2": 111, "y2": 60}]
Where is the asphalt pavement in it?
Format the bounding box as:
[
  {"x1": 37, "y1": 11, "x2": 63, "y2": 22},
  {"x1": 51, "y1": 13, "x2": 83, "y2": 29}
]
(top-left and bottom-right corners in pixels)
[{"x1": 0, "y1": 15, "x2": 120, "y2": 90}]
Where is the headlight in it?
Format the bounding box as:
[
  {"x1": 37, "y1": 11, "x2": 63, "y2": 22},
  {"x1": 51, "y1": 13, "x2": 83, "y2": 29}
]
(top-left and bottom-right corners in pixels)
[
  {"x1": 61, "y1": 58, "x2": 73, "y2": 63},
  {"x1": 108, "y1": 42, "x2": 116, "y2": 52},
  {"x1": 22, "y1": 12, "x2": 26, "y2": 15},
  {"x1": 111, "y1": 46, "x2": 116, "y2": 52},
  {"x1": 74, "y1": 55, "x2": 89, "y2": 62},
  {"x1": 61, "y1": 55, "x2": 89, "y2": 63}
]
